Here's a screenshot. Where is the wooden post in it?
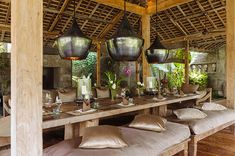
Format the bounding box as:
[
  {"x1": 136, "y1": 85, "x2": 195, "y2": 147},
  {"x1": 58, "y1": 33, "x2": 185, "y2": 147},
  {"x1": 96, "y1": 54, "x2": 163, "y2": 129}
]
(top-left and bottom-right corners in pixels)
[
  {"x1": 226, "y1": 0, "x2": 235, "y2": 135},
  {"x1": 226, "y1": 0, "x2": 235, "y2": 109},
  {"x1": 184, "y1": 40, "x2": 189, "y2": 84},
  {"x1": 96, "y1": 42, "x2": 101, "y2": 86},
  {"x1": 11, "y1": 0, "x2": 43, "y2": 155},
  {"x1": 141, "y1": 15, "x2": 151, "y2": 85}
]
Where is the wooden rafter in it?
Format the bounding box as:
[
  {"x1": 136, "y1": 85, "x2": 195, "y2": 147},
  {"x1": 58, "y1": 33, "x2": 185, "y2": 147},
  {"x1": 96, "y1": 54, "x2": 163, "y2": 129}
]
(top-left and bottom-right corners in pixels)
[
  {"x1": 1, "y1": 3, "x2": 10, "y2": 41},
  {"x1": 92, "y1": 0, "x2": 145, "y2": 15},
  {"x1": 162, "y1": 32, "x2": 225, "y2": 43},
  {"x1": 44, "y1": 8, "x2": 110, "y2": 24},
  {"x1": 48, "y1": 0, "x2": 71, "y2": 32},
  {"x1": 147, "y1": 0, "x2": 194, "y2": 15},
  {"x1": 98, "y1": 11, "x2": 124, "y2": 39}
]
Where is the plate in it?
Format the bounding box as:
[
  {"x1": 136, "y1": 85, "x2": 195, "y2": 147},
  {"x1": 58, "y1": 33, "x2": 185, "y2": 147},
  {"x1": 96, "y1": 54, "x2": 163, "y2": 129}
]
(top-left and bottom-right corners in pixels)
[
  {"x1": 152, "y1": 97, "x2": 166, "y2": 101},
  {"x1": 117, "y1": 102, "x2": 135, "y2": 107},
  {"x1": 67, "y1": 108, "x2": 97, "y2": 115}
]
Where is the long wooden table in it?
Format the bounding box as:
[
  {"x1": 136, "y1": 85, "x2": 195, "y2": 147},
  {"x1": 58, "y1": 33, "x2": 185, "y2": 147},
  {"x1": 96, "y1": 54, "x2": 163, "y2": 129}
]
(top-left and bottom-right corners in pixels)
[{"x1": 43, "y1": 94, "x2": 200, "y2": 139}]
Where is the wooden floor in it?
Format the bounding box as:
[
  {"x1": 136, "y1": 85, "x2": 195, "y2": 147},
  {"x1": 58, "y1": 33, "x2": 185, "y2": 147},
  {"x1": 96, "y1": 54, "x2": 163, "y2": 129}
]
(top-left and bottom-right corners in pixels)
[{"x1": 196, "y1": 128, "x2": 235, "y2": 156}]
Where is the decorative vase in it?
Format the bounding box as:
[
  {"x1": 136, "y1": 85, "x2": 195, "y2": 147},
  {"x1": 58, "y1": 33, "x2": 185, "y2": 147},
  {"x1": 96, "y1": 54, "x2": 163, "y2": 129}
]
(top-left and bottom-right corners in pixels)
[{"x1": 111, "y1": 89, "x2": 116, "y2": 101}]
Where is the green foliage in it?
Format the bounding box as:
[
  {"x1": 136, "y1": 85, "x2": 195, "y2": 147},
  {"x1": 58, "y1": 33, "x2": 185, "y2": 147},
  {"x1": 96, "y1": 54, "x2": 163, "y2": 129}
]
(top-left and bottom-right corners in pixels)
[
  {"x1": 174, "y1": 49, "x2": 192, "y2": 63},
  {"x1": 189, "y1": 70, "x2": 208, "y2": 90},
  {"x1": 72, "y1": 52, "x2": 97, "y2": 85},
  {"x1": 104, "y1": 71, "x2": 123, "y2": 90},
  {"x1": 167, "y1": 63, "x2": 185, "y2": 90}
]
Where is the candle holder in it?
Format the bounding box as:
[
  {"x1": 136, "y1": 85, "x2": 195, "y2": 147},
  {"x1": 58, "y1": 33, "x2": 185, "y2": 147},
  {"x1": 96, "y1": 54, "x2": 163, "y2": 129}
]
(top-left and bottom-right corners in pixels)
[{"x1": 82, "y1": 94, "x2": 91, "y2": 111}]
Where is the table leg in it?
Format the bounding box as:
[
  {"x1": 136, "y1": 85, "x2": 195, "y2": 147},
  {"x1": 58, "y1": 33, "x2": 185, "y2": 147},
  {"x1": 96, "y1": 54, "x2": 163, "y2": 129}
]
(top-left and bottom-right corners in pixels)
[
  {"x1": 79, "y1": 119, "x2": 99, "y2": 136},
  {"x1": 139, "y1": 108, "x2": 151, "y2": 115},
  {"x1": 158, "y1": 105, "x2": 167, "y2": 117}
]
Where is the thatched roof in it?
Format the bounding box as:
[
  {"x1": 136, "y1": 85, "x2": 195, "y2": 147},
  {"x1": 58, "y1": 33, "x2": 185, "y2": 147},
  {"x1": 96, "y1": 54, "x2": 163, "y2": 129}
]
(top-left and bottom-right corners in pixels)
[{"x1": 0, "y1": 0, "x2": 226, "y2": 52}]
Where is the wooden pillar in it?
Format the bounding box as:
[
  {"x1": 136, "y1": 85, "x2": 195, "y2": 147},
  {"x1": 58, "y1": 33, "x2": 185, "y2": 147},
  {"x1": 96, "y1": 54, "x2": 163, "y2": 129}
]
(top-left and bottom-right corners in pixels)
[
  {"x1": 184, "y1": 40, "x2": 189, "y2": 84},
  {"x1": 11, "y1": 0, "x2": 43, "y2": 155},
  {"x1": 226, "y1": 0, "x2": 235, "y2": 109},
  {"x1": 141, "y1": 15, "x2": 151, "y2": 85},
  {"x1": 96, "y1": 42, "x2": 101, "y2": 86}
]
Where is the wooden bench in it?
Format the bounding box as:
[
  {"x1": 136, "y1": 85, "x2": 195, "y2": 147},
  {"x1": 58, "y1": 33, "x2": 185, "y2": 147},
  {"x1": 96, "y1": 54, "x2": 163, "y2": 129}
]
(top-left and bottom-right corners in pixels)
[
  {"x1": 189, "y1": 88, "x2": 235, "y2": 156},
  {"x1": 43, "y1": 122, "x2": 191, "y2": 156},
  {"x1": 168, "y1": 88, "x2": 235, "y2": 156}
]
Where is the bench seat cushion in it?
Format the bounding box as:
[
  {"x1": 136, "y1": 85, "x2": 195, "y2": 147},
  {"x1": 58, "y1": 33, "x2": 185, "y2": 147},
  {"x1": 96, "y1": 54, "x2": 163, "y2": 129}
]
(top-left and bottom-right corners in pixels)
[
  {"x1": 188, "y1": 109, "x2": 235, "y2": 135},
  {"x1": 43, "y1": 122, "x2": 190, "y2": 156}
]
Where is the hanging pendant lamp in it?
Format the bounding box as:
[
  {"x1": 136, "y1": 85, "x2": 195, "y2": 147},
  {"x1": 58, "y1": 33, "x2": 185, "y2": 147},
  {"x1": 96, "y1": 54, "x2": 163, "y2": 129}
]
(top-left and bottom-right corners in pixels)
[
  {"x1": 105, "y1": 0, "x2": 144, "y2": 61},
  {"x1": 56, "y1": 0, "x2": 92, "y2": 60},
  {"x1": 145, "y1": 0, "x2": 168, "y2": 64}
]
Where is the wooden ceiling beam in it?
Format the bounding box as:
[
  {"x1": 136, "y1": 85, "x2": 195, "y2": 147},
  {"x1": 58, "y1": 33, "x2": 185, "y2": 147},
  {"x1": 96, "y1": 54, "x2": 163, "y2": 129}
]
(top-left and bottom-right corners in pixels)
[
  {"x1": 162, "y1": 32, "x2": 225, "y2": 43},
  {"x1": 0, "y1": 0, "x2": 10, "y2": 3},
  {"x1": 147, "y1": 0, "x2": 193, "y2": 15},
  {"x1": 92, "y1": 0, "x2": 145, "y2": 15},
  {"x1": 48, "y1": 0, "x2": 70, "y2": 32},
  {"x1": 98, "y1": 11, "x2": 124, "y2": 39}
]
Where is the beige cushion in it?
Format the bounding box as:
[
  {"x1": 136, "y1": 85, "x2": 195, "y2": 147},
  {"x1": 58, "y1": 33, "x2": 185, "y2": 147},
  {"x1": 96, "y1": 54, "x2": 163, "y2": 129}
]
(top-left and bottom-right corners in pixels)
[
  {"x1": 0, "y1": 116, "x2": 10, "y2": 137},
  {"x1": 181, "y1": 84, "x2": 199, "y2": 94},
  {"x1": 202, "y1": 102, "x2": 227, "y2": 111},
  {"x1": 44, "y1": 122, "x2": 190, "y2": 156},
  {"x1": 58, "y1": 90, "x2": 76, "y2": 103},
  {"x1": 96, "y1": 88, "x2": 110, "y2": 99},
  {"x1": 79, "y1": 125, "x2": 128, "y2": 149},
  {"x1": 129, "y1": 114, "x2": 166, "y2": 132},
  {"x1": 188, "y1": 109, "x2": 235, "y2": 134},
  {"x1": 173, "y1": 108, "x2": 207, "y2": 120}
]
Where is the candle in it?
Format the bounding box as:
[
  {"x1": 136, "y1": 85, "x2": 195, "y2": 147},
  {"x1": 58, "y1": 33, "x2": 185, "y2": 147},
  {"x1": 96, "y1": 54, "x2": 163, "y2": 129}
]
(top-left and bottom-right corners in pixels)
[
  {"x1": 149, "y1": 81, "x2": 153, "y2": 88},
  {"x1": 81, "y1": 85, "x2": 87, "y2": 95}
]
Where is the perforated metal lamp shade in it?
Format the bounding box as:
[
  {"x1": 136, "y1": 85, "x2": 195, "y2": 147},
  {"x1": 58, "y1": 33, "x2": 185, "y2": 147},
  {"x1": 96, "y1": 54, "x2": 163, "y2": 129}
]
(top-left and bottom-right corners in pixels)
[
  {"x1": 145, "y1": 36, "x2": 168, "y2": 64},
  {"x1": 57, "y1": 18, "x2": 92, "y2": 60},
  {"x1": 105, "y1": 15, "x2": 144, "y2": 61}
]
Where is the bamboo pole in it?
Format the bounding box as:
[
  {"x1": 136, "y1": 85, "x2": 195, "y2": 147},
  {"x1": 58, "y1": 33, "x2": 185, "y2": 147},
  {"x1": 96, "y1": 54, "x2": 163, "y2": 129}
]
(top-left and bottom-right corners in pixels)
[
  {"x1": 141, "y1": 15, "x2": 151, "y2": 85},
  {"x1": 184, "y1": 40, "x2": 189, "y2": 84},
  {"x1": 96, "y1": 42, "x2": 101, "y2": 86}
]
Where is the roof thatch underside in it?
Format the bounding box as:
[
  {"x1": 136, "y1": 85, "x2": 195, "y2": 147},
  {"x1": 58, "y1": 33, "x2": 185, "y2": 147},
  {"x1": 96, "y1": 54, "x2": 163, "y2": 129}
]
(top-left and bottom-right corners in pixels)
[{"x1": 0, "y1": 0, "x2": 226, "y2": 52}]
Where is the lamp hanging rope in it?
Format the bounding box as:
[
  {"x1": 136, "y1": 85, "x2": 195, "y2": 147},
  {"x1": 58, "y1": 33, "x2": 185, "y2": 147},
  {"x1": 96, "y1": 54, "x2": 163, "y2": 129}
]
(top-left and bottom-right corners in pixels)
[
  {"x1": 145, "y1": 0, "x2": 168, "y2": 64},
  {"x1": 105, "y1": 0, "x2": 144, "y2": 61},
  {"x1": 56, "y1": 0, "x2": 92, "y2": 60}
]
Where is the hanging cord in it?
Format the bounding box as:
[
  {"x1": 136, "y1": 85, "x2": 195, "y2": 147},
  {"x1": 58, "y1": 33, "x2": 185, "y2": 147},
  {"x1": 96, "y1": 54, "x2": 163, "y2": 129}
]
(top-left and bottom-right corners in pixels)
[
  {"x1": 155, "y1": 0, "x2": 158, "y2": 30},
  {"x1": 124, "y1": 0, "x2": 126, "y2": 13},
  {"x1": 73, "y1": 0, "x2": 76, "y2": 18}
]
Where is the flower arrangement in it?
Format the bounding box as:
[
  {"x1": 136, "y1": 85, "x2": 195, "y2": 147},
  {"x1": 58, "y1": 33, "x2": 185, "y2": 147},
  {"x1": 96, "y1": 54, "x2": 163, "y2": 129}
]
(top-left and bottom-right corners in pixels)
[
  {"x1": 136, "y1": 81, "x2": 145, "y2": 97},
  {"x1": 123, "y1": 66, "x2": 132, "y2": 77},
  {"x1": 136, "y1": 81, "x2": 145, "y2": 89},
  {"x1": 104, "y1": 71, "x2": 123, "y2": 100}
]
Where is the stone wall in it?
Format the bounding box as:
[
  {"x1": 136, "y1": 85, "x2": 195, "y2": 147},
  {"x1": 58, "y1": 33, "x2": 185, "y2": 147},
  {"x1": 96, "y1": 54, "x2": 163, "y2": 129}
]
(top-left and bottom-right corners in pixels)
[
  {"x1": 191, "y1": 46, "x2": 226, "y2": 97},
  {"x1": 43, "y1": 55, "x2": 72, "y2": 88}
]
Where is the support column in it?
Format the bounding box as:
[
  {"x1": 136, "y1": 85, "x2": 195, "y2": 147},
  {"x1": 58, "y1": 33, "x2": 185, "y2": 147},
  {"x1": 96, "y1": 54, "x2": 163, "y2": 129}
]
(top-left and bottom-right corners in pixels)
[
  {"x1": 96, "y1": 42, "x2": 101, "y2": 86},
  {"x1": 226, "y1": 0, "x2": 235, "y2": 135},
  {"x1": 226, "y1": 0, "x2": 235, "y2": 109},
  {"x1": 11, "y1": 0, "x2": 43, "y2": 155},
  {"x1": 141, "y1": 15, "x2": 151, "y2": 84},
  {"x1": 184, "y1": 40, "x2": 189, "y2": 84}
]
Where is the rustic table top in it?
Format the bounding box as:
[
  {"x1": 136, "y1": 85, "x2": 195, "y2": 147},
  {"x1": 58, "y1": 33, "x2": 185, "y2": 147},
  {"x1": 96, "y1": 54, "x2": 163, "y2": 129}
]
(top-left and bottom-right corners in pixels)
[{"x1": 42, "y1": 94, "x2": 200, "y2": 129}]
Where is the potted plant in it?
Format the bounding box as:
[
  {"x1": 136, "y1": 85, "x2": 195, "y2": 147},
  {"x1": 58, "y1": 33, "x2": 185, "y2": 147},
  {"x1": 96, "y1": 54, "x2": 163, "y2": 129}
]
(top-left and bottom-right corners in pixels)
[
  {"x1": 167, "y1": 63, "x2": 185, "y2": 94},
  {"x1": 104, "y1": 71, "x2": 123, "y2": 101},
  {"x1": 189, "y1": 70, "x2": 208, "y2": 90}
]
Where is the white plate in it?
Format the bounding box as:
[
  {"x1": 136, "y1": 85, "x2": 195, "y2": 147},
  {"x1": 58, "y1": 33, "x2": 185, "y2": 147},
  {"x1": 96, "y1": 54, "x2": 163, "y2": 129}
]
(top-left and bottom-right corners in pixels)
[
  {"x1": 152, "y1": 97, "x2": 166, "y2": 101},
  {"x1": 73, "y1": 108, "x2": 97, "y2": 114},
  {"x1": 117, "y1": 102, "x2": 135, "y2": 107}
]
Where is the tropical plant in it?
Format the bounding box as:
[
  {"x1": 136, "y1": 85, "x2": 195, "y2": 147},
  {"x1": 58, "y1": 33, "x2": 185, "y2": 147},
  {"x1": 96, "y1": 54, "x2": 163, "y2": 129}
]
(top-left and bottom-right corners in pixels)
[
  {"x1": 175, "y1": 49, "x2": 192, "y2": 63},
  {"x1": 167, "y1": 63, "x2": 185, "y2": 90},
  {"x1": 104, "y1": 71, "x2": 123, "y2": 90},
  {"x1": 189, "y1": 70, "x2": 208, "y2": 90},
  {"x1": 72, "y1": 52, "x2": 97, "y2": 86}
]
